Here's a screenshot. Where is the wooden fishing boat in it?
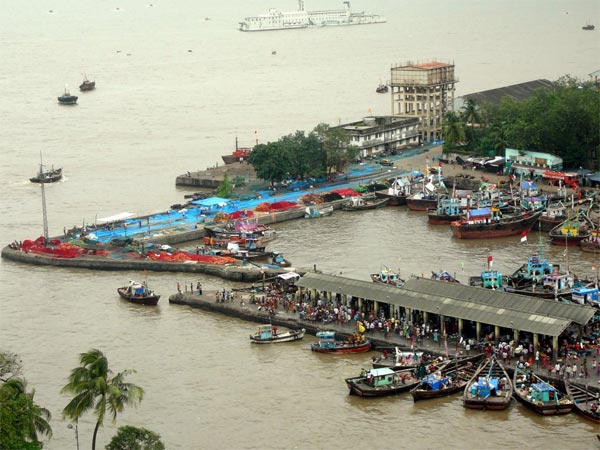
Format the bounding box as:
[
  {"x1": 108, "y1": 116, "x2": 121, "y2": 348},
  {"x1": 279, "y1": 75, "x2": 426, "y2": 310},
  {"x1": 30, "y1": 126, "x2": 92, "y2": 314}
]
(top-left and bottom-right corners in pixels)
[
  {"x1": 79, "y1": 74, "x2": 96, "y2": 91},
  {"x1": 370, "y1": 266, "x2": 404, "y2": 287},
  {"x1": 406, "y1": 191, "x2": 438, "y2": 211},
  {"x1": 374, "y1": 177, "x2": 411, "y2": 206},
  {"x1": 410, "y1": 354, "x2": 483, "y2": 402},
  {"x1": 427, "y1": 197, "x2": 462, "y2": 224},
  {"x1": 345, "y1": 367, "x2": 420, "y2": 397},
  {"x1": 549, "y1": 212, "x2": 594, "y2": 246},
  {"x1": 372, "y1": 348, "x2": 447, "y2": 372},
  {"x1": 463, "y1": 356, "x2": 513, "y2": 410},
  {"x1": 341, "y1": 196, "x2": 388, "y2": 211},
  {"x1": 249, "y1": 324, "x2": 305, "y2": 344},
  {"x1": 310, "y1": 331, "x2": 371, "y2": 354},
  {"x1": 304, "y1": 205, "x2": 333, "y2": 218},
  {"x1": 117, "y1": 280, "x2": 160, "y2": 305},
  {"x1": 30, "y1": 166, "x2": 62, "y2": 183},
  {"x1": 513, "y1": 365, "x2": 573, "y2": 415},
  {"x1": 565, "y1": 379, "x2": 600, "y2": 423},
  {"x1": 222, "y1": 138, "x2": 251, "y2": 164},
  {"x1": 450, "y1": 207, "x2": 542, "y2": 239},
  {"x1": 57, "y1": 87, "x2": 78, "y2": 104}
]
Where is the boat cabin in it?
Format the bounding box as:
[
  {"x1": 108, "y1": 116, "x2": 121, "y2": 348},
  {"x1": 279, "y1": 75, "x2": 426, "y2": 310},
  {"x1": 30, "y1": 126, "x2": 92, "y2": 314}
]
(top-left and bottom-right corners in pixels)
[
  {"x1": 465, "y1": 207, "x2": 501, "y2": 224},
  {"x1": 364, "y1": 368, "x2": 397, "y2": 387},
  {"x1": 256, "y1": 324, "x2": 277, "y2": 339},
  {"x1": 315, "y1": 331, "x2": 337, "y2": 349},
  {"x1": 530, "y1": 382, "x2": 558, "y2": 403},
  {"x1": 541, "y1": 273, "x2": 574, "y2": 292},
  {"x1": 481, "y1": 270, "x2": 503, "y2": 289},
  {"x1": 571, "y1": 287, "x2": 599, "y2": 307}
]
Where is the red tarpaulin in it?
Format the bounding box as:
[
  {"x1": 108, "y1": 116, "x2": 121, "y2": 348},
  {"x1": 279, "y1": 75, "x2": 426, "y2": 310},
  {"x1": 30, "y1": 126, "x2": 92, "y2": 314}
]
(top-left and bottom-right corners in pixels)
[
  {"x1": 329, "y1": 188, "x2": 360, "y2": 197},
  {"x1": 228, "y1": 210, "x2": 254, "y2": 220}
]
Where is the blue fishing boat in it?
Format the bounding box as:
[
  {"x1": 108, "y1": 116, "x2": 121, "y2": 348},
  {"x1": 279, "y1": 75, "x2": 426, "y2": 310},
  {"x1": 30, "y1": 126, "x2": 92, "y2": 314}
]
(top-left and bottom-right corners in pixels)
[{"x1": 463, "y1": 356, "x2": 513, "y2": 410}]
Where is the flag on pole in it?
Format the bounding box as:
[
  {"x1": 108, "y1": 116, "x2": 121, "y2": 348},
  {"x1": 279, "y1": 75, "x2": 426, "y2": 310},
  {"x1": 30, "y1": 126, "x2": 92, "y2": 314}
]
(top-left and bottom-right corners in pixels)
[
  {"x1": 487, "y1": 255, "x2": 493, "y2": 268},
  {"x1": 520, "y1": 231, "x2": 527, "y2": 243}
]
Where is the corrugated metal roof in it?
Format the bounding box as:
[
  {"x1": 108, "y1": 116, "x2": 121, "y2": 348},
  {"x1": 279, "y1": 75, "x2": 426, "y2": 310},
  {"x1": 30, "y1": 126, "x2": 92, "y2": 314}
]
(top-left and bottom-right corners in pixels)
[
  {"x1": 296, "y1": 273, "x2": 596, "y2": 337},
  {"x1": 455, "y1": 79, "x2": 554, "y2": 108}
]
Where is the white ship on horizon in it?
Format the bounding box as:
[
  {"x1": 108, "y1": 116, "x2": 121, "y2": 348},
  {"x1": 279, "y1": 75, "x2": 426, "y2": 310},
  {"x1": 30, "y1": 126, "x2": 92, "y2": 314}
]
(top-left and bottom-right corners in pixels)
[{"x1": 239, "y1": 1, "x2": 386, "y2": 32}]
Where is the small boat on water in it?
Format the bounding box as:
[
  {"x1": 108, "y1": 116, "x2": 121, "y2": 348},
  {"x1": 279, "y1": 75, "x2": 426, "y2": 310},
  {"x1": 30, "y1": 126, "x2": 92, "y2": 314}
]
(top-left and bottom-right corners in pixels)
[
  {"x1": 370, "y1": 266, "x2": 404, "y2": 287},
  {"x1": 450, "y1": 207, "x2": 542, "y2": 239},
  {"x1": 463, "y1": 356, "x2": 513, "y2": 410},
  {"x1": 249, "y1": 324, "x2": 305, "y2": 344},
  {"x1": 410, "y1": 354, "x2": 483, "y2": 402},
  {"x1": 304, "y1": 205, "x2": 333, "y2": 218},
  {"x1": 582, "y1": 23, "x2": 595, "y2": 30},
  {"x1": 376, "y1": 84, "x2": 389, "y2": 94},
  {"x1": 117, "y1": 280, "x2": 160, "y2": 305},
  {"x1": 513, "y1": 365, "x2": 573, "y2": 415},
  {"x1": 345, "y1": 367, "x2": 420, "y2": 397},
  {"x1": 564, "y1": 379, "x2": 600, "y2": 423},
  {"x1": 57, "y1": 87, "x2": 78, "y2": 105},
  {"x1": 341, "y1": 196, "x2": 388, "y2": 211},
  {"x1": 79, "y1": 74, "x2": 95, "y2": 91},
  {"x1": 222, "y1": 137, "x2": 251, "y2": 164},
  {"x1": 30, "y1": 165, "x2": 63, "y2": 183},
  {"x1": 374, "y1": 177, "x2": 411, "y2": 206},
  {"x1": 310, "y1": 331, "x2": 371, "y2": 354},
  {"x1": 549, "y1": 210, "x2": 594, "y2": 246}
]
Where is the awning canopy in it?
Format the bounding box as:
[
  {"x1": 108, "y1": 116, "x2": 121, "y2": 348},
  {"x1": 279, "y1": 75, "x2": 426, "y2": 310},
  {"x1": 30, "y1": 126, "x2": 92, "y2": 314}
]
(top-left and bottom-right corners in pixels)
[{"x1": 96, "y1": 212, "x2": 135, "y2": 223}]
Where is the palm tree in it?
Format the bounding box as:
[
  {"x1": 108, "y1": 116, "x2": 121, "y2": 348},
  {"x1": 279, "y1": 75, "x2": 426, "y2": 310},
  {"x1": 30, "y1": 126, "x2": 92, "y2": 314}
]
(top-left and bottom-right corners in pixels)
[
  {"x1": 442, "y1": 111, "x2": 465, "y2": 148},
  {"x1": 2, "y1": 377, "x2": 53, "y2": 443},
  {"x1": 461, "y1": 98, "x2": 482, "y2": 126},
  {"x1": 62, "y1": 349, "x2": 144, "y2": 450}
]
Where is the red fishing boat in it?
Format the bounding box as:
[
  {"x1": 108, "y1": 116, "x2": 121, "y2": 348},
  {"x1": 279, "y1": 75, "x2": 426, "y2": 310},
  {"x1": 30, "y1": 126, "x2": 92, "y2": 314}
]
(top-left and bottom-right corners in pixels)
[
  {"x1": 222, "y1": 138, "x2": 251, "y2": 164},
  {"x1": 450, "y1": 207, "x2": 542, "y2": 239},
  {"x1": 310, "y1": 331, "x2": 371, "y2": 354}
]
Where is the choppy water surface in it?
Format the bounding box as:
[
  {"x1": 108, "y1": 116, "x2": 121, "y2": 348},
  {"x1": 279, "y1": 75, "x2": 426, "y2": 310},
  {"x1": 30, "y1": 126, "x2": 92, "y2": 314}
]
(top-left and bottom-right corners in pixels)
[{"x1": 1, "y1": 1, "x2": 599, "y2": 448}]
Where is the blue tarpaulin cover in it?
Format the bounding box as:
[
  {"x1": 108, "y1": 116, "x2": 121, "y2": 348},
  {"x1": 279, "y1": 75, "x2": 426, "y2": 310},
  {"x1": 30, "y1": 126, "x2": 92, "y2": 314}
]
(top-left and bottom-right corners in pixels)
[
  {"x1": 469, "y1": 208, "x2": 491, "y2": 218},
  {"x1": 191, "y1": 197, "x2": 230, "y2": 206}
]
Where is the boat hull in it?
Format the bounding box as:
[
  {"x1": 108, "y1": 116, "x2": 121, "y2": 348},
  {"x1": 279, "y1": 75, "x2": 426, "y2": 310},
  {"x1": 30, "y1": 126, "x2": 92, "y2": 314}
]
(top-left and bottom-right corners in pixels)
[
  {"x1": 406, "y1": 198, "x2": 437, "y2": 211},
  {"x1": 30, "y1": 169, "x2": 63, "y2": 184},
  {"x1": 311, "y1": 341, "x2": 372, "y2": 354},
  {"x1": 565, "y1": 380, "x2": 600, "y2": 423},
  {"x1": 450, "y1": 211, "x2": 541, "y2": 239},
  {"x1": 250, "y1": 329, "x2": 305, "y2": 344},
  {"x1": 117, "y1": 288, "x2": 160, "y2": 305},
  {"x1": 374, "y1": 191, "x2": 407, "y2": 206}
]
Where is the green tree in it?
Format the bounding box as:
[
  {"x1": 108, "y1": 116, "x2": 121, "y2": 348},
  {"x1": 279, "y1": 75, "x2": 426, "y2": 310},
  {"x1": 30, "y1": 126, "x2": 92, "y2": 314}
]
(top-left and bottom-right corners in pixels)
[
  {"x1": 246, "y1": 141, "x2": 291, "y2": 186},
  {"x1": 313, "y1": 123, "x2": 358, "y2": 177},
  {"x1": 0, "y1": 349, "x2": 22, "y2": 381},
  {"x1": 62, "y1": 349, "x2": 144, "y2": 450},
  {"x1": 441, "y1": 111, "x2": 465, "y2": 149},
  {"x1": 0, "y1": 377, "x2": 52, "y2": 450},
  {"x1": 215, "y1": 173, "x2": 233, "y2": 198},
  {"x1": 461, "y1": 98, "x2": 482, "y2": 126},
  {"x1": 105, "y1": 426, "x2": 164, "y2": 450}
]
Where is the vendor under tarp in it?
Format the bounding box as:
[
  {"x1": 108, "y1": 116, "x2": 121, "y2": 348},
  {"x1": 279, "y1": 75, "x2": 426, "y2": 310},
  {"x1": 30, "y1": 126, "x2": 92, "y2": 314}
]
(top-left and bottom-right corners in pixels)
[{"x1": 97, "y1": 212, "x2": 135, "y2": 224}]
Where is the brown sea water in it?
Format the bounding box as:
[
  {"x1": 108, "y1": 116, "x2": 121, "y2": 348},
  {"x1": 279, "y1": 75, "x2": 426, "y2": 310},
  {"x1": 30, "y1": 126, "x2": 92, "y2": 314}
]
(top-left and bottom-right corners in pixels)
[{"x1": 1, "y1": 1, "x2": 599, "y2": 448}]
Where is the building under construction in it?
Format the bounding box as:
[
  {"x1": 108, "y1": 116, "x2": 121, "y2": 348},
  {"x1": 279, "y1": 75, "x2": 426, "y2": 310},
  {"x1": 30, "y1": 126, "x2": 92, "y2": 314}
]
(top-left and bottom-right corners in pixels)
[{"x1": 390, "y1": 61, "x2": 457, "y2": 143}]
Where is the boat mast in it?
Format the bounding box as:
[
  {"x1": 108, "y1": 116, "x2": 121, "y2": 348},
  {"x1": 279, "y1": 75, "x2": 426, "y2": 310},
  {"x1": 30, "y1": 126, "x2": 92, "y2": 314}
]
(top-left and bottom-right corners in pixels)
[{"x1": 41, "y1": 175, "x2": 49, "y2": 240}]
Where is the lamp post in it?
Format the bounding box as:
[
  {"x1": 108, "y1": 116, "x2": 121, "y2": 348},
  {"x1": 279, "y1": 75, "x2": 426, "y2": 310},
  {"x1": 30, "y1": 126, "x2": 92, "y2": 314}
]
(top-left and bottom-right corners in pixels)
[{"x1": 67, "y1": 422, "x2": 79, "y2": 450}]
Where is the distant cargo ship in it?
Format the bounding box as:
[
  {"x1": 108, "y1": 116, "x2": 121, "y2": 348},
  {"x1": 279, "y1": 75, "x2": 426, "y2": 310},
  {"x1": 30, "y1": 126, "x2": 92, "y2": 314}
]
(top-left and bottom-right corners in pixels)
[{"x1": 239, "y1": 0, "x2": 385, "y2": 32}]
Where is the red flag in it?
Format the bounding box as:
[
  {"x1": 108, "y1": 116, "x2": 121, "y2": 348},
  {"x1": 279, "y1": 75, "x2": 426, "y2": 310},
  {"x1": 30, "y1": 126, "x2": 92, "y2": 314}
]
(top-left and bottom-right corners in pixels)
[{"x1": 520, "y1": 231, "x2": 527, "y2": 243}]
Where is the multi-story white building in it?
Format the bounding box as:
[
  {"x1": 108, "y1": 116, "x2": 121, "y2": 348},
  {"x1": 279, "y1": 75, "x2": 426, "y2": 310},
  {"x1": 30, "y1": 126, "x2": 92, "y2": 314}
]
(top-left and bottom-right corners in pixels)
[{"x1": 337, "y1": 115, "x2": 420, "y2": 158}]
